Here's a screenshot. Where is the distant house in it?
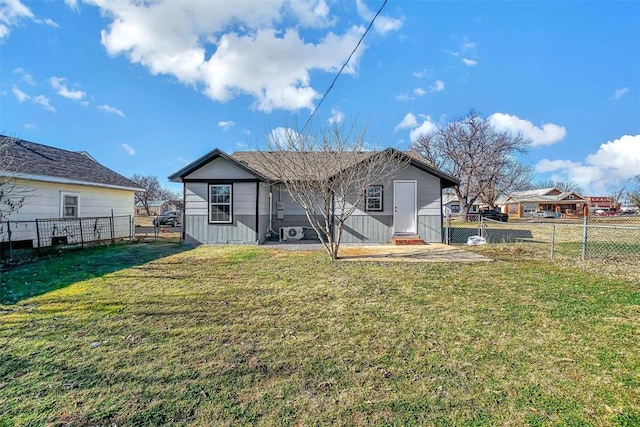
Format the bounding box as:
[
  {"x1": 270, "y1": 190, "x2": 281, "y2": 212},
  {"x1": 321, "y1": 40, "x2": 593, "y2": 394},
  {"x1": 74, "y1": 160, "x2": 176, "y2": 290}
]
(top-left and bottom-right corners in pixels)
[
  {"x1": 502, "y1": 187, "x2": 588, "y2": 218},
  {"x1": 169, "y1": 148, "x2": 459, "y2": 245},
  {"x1": 441, "y1": 192, "x2": 484, "y2": 216},
  {"x1": 0, "y1": 135, "x2": 142, "y2": 221},
  {"x1": 135, "y1": 200, "x2": 177, "y2": 216}
]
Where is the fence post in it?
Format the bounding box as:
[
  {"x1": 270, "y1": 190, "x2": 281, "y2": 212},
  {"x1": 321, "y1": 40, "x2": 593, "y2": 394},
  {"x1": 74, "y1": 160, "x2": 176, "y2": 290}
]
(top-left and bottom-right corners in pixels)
[
  {"x1": 550, "y1": 224, "x2": 556, "y2": 260},
  {"x1": 446, "y1": 215, "x2": 451, "y2": 245},
  {"x1": 79, "y1": 218, "x2": 84, "y2": 248},
  {"x1": 110, "y1": 209, "x2": 115, "y2": 244},
  {"x1": 35, "y1": 219, "x2": 41, "y2": 249},
  {"x1": 7, "y1": 221, "x2": 12, "y2": 260},
  {"x1": 581, "y1": 215, "x2": 588, "y2": 261},
  {"x1": 129, "y1": 215, "x2": 133, "y2": 242}
]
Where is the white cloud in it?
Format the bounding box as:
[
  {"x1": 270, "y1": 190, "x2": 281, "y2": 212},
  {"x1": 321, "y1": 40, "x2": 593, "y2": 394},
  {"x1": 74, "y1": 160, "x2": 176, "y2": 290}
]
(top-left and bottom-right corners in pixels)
[
  {"x1": 0, "y1": 1, "x2": 58, "y2": 39},
  {"x1": 412, "y1": 69, "x2": 431, "y2": 78},
  {"x1": 88, "y1": 0, "x2": 370, "y2": 112},
  {"x1": 429, "y1": 80, "x2": 445, "y2": 92},
  {"x1": 409, "y1": 117, "x2": 437, "y2": 143},
  {"x1": 23, "y1": 122, "x2": 36, "y2": 129},
  {"x1": 218, "y1": 120, "x2": 236, "y2": 131},
  {"x1": 98, "y1": 104, "x2": 125, "y2": 117},
  {"x1": 32, "y1": 95, "x2": 55, "y2": 112},
  {"x1": 355, "y1": 0, "x2": 403, "y2": 35},
  {"x1": 13, "y1": 67, "x2": 35, "y2": 85},
  {"x1": 0, "y1": 0, "x2": 34, "y2": 41},
  {"x1": 535, "y1": 134, "x2": 640, "y2": 194},
  {"x1": 50, "y1": 76, "x2": 86, "y2": 100},
  {"x1": 328, "y1": 107, "x2": 344, "y2": 124},
  {"x1": 12, "y1": 86, "x2": 29, "y2": 102},
  {"x1": 42, "y1": 17, "x2": 59, "y2": 28},
  {"x1": 413, "y1": 88, "x2": 426, "y2": 96},
  {"x1": 610, "y1": 87, "x2": 629, "y2": 102},
  {"x1": 395, "y1": 93, "x2": 413, "y2": 102},
  {"x1": 488, "y1": 113, "x2": 567, "y2": 147},
  {"x1": 394, "y1": 112, "x2": 418, "y2": 132},
  {"x1": 268, "y1": 126, "x2": 303, "y2": 148},
  {"x1": 121, "y1": 143, "x2": 135, "y2": 155},
  {"x1": 65, "y1": 0, "x2": 79, "y2": 11},
  {"x1": 462, "y1": 58, "x2": 478, "y2": 66}
]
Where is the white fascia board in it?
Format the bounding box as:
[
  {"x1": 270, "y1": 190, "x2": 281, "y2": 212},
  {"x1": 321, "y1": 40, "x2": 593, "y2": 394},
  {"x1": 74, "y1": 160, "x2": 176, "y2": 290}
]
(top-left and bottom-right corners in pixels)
[{"x1": 9, "y1": 172, "x2": 145, "y2": 192}]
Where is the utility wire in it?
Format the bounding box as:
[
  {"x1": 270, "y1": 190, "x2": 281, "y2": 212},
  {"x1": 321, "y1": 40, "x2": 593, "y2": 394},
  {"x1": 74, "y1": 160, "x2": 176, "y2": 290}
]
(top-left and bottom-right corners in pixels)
[{"x1": 301, "y1": 0, "x2": 389, "y2": 133}]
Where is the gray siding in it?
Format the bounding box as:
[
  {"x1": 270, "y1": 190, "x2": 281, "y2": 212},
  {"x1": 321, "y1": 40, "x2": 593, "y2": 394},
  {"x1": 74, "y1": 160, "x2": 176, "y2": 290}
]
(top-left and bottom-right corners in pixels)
[
  {"x1": 184, "y1": 182, "x2": 256, "y2": 217},
  {"x1": 183, "y1": 157, "x2": 256, "y2": 180},
  {"x1": 418, "y1": 215, "x2": 443, "y2": 243},
  {"x1": 185, "y1": 182, "x2": 208, "y2": 216},
  {"x1": 257, "y1": 183, "x2": 271, "y2": 243},
  {"x1": 185, "y1": 215, "x2": 257, "y2": 244},
  {"x1": 340, "y1": 215, "x2": 393, "y2": 243}
]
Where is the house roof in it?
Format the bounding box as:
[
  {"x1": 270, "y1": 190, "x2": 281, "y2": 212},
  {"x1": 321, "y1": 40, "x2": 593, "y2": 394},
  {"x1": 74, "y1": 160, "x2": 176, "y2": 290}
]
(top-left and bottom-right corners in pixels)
[
  {"x1": 1, "y1": 135, "x2": 143, "y2": 191},
  {"x1": 135, "y1": 200, "x2": 172, "y2": 207},
  {"x1": 169, "y1": 147, "x2": 459, "y2": 188},
  {"x1": 504, "y1": 187, "x2": 586, "y2": 203}
]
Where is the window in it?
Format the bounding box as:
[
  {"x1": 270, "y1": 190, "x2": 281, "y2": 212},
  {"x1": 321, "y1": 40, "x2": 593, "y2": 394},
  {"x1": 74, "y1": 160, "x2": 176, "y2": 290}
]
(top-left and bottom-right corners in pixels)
[
  {"x1": 209, "y1": 184, "x2": 232, "y2": 223},
  {"x1": 365, "y1": 185, "x2": 383, "y2": 211},
  {"x1": 61, "y1": 193, "x2": 79, "y2": 218}
]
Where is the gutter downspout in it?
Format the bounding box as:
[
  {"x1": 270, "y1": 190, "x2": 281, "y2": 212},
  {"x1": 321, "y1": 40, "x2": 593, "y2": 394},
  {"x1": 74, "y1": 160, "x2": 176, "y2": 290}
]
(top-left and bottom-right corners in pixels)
[
  {"x1": 267, "y1": 189, "x2": 273, "y2": 239},
  {"x1": 181, "y1": 182, "x2": 186, "y2": 242}
]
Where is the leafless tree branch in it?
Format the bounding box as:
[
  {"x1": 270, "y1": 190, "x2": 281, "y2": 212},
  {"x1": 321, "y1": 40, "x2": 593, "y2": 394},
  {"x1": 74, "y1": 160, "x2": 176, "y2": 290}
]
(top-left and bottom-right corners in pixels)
[
  {"x1": 412, "y1": 110, "x2": 530, "y2": 220},
  {"x1": 256, "y1": 120, "x2": 408, "y2": 259}
]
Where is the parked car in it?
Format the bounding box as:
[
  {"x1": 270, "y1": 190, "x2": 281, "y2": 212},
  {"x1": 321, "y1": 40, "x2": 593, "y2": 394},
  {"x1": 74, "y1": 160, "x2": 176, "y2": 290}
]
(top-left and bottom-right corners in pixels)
[
  {"x1": 532, "y1": 210, "x2": 556, "y2": 218},
  {"x1": 153, "y1": 211, "x2": 182, "y2": 227},
  {"x1": 466, "y1": 210, "x2": 509, "y2": 222},
  {"x1": 595, "y1": 208, "x2": 617, "y2": 216}
]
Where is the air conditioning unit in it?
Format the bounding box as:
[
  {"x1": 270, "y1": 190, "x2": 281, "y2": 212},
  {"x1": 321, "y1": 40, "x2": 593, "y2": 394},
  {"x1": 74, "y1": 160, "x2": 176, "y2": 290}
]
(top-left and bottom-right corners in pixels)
[{"x1": 279, "y1": 226, "x2": 304, "y2": 241}]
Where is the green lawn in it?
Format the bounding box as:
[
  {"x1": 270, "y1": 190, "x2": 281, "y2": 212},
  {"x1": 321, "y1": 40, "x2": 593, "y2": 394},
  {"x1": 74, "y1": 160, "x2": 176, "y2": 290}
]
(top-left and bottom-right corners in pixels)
[{"x1": 1, "y1": 243, "x2": 639, "y2": 426}]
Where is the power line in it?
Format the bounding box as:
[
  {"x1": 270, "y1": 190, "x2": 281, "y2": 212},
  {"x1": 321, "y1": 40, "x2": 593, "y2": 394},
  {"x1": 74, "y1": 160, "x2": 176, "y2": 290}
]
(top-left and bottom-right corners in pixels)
[{"x1": 301, "y1": 0, "x2": 389, "y2": 132}]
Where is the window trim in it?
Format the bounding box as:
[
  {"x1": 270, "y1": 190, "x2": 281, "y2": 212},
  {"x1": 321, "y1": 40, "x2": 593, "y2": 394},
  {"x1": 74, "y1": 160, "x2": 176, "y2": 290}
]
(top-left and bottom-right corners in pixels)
[
  {"x1": 60, "y1": 192, "x2": 80, "y2": 218},
  {"x1": 365, "y1": 185, "x2": 384, "y2": 212},
  {"x1": 209, "y1": 184, "x2": 233, "y2": 224}
]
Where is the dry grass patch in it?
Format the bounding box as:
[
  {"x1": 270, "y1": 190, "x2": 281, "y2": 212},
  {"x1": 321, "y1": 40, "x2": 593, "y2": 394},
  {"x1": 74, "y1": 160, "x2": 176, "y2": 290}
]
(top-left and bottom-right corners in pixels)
[{"x1": 1, "y1": 243, "x2": 639, "y2": 426}]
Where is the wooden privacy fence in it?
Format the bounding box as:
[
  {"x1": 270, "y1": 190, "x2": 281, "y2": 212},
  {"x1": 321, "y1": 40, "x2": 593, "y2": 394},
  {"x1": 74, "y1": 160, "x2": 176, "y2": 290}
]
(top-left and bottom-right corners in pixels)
[{"x1": 0, "y1": 215, "x2": 133, "y2": 260}]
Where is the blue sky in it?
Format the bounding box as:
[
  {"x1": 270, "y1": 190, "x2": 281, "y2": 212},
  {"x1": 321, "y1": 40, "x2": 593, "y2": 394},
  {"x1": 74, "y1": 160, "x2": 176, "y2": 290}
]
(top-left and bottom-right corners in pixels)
[{"x1": 1, "y1": 0, "x2": 639, "y2": 195}]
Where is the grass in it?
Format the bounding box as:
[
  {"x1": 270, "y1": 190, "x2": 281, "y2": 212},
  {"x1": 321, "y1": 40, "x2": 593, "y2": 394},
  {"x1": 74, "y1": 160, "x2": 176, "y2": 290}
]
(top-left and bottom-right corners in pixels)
[{"x1": 1, "y1": 243, "x2": 639, "y2": 426}]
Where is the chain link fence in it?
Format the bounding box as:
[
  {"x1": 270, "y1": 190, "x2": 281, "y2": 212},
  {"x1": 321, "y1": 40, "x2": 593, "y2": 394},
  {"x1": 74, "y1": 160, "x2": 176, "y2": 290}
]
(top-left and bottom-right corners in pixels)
[
  {"x1": 445, "y1": 214, "x2": 640, "y2": 263},
  {"x1": 0, "y1": 215, "x2": 133, "y2": 261}
]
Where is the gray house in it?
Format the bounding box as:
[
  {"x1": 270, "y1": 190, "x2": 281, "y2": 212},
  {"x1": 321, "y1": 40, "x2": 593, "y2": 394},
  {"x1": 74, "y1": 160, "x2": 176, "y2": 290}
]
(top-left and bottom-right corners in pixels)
[{"x1": 168, "y1": 148, "x2": 458, "y2": 245}]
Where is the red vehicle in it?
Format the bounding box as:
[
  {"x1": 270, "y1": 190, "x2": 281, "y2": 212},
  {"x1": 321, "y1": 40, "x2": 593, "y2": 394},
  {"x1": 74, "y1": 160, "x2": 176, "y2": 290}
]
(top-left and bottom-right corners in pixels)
[{"x1": 595, "y1": 208, "x2": 616, "y2": 216}]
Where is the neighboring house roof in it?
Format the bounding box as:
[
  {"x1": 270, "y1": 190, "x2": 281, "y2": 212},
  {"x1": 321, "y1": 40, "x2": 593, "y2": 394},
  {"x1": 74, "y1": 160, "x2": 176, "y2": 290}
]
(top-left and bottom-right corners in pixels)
[
  {"x1": 135, "y1": 200, "x2": 171, "y2": 207},
  {"x1": 505, "y1": 188, "x2": 586, "y2": 203},
  {"x1": 169, "y1": 147, "x2": 460, "y2": 188},
  {"x1": 1, "y1": 135, "x2": 143, "y2": 191}
]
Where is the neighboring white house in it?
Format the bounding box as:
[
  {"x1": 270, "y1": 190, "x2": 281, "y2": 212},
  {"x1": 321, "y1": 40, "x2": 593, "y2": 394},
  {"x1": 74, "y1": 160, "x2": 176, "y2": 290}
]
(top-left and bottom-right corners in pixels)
[
  {"x1": 135, "y1": 200, "x2": 177, "y2": 216},
  {"x1": 1, "y1": 135, "x2": 143, "y2": 222},
  {"x1": 168, "y1": 148, "x2": 459, "y2": 245}
]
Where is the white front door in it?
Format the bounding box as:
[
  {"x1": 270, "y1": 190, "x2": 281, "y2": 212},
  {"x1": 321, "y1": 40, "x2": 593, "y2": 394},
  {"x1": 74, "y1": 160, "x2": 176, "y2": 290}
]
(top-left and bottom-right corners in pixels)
[{"x1": 394, "y1": 180, "x2": 417, "y2": 235}]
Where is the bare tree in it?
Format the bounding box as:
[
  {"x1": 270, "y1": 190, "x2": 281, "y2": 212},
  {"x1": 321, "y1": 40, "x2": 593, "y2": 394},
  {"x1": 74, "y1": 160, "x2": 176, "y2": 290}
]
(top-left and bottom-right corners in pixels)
[
  {"x1": 412, "y1": 110, "x2": 530, "y2": 220},
  {"x1": 609, "y1": 187, "x2": 626, "y2": 210},
  {"x1": 479, "y1": 158, "x2": 534, "y2": 209},
  {"x1": 628, "y1": 176, "x2": 640, "y2": 209},
  {"x1": 256, "y1": 121, "x2": 408, "y2": 260},
  {"x1": 130, "y1": 175, "x2": 179, "y2": 215},
  {"x1": 0, "y1": 136, "x2": 31, "y2": 221},
  {"x1": 533, "y1": 179, "x2": 584, "y2": 195}
]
